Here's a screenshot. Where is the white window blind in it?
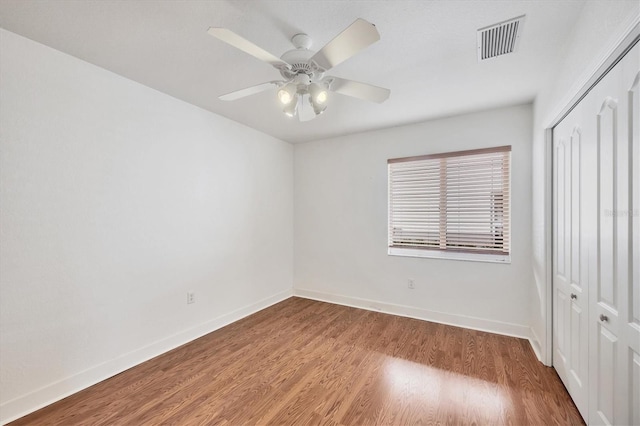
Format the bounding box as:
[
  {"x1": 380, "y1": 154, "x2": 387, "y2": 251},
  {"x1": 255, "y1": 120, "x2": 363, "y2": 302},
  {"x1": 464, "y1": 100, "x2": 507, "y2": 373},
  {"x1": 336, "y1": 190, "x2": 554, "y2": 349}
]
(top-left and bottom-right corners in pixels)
[{"x1": 388, "y1": 146, "x2": 511, "y2": 257}]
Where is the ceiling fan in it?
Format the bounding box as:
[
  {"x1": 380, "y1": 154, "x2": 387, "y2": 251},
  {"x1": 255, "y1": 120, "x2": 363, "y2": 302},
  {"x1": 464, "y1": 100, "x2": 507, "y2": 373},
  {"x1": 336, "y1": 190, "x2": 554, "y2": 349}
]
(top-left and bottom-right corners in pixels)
[{"x1": 207, "y1": 18, "x2": 390, "y2": 121}]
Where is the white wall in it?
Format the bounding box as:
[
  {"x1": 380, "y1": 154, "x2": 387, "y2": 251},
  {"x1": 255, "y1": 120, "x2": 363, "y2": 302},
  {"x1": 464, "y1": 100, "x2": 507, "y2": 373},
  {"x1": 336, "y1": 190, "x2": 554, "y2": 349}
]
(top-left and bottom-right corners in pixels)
[
  {"x1": 294, "y1": 104, "x2": 533, "y2": 338},
  {"x1": 4, "y1": 1, "x2": 637, "y2": 420},
  {"x1": 0, "y1": 29, "x2": 293, "y2": 423},
  {"x1": 530, "y1": 1, "x2": 639, "y2": 364}
]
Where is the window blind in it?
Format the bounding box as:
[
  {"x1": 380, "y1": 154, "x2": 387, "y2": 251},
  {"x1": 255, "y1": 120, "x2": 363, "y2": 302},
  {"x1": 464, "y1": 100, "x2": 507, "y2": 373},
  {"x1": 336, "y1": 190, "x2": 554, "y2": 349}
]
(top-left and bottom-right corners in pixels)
[{"x1": 388, "y1": 146, "x2": 511, "y2": 255}]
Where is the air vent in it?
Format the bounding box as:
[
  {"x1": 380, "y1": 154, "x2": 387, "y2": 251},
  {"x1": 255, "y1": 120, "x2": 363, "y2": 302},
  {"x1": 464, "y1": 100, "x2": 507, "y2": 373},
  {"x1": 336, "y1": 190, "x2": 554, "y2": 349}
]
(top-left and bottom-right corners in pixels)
[{"x1": 477, "y1": 15, "x2": 525, "y2": 61}]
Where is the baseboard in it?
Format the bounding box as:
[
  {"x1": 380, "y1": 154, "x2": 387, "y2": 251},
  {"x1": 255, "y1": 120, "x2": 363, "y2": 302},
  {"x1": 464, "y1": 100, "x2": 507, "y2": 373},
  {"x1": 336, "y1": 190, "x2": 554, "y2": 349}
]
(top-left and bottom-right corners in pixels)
[
  {"x1": 528, "y1": 327, "x2": 544, "y2": 365},
  {"x1": 293, "y1": 288, "x2": 532, "y2": 341},
  {"x1": 0, "y1": 289, "x2": 293, "y2": 425}
]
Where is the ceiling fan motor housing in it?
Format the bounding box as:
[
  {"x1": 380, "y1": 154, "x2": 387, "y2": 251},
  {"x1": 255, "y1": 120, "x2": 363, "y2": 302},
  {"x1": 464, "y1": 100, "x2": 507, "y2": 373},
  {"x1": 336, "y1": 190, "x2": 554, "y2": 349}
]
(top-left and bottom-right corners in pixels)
[{"x1": 280, "y1": 33, "x2": 325, "y2": 81}]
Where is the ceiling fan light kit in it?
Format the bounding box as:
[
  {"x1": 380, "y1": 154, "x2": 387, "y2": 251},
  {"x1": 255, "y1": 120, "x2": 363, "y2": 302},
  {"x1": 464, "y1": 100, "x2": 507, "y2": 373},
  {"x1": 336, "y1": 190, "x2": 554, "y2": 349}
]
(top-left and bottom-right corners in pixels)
[
  {"x1": 208, "y1": 18, "x2": 390, "y2": 122},
  {"x1": 308, "y1": 83, "x2": 327, "y2": 105},
  {"x1": 311, "y1": 99, "x2": 327, "y2": 116},
  {"x1": 277, "y1": 82, "x2": 297, "y2": 105},
  {"x1": 283, "y1": 96, "x2": 298, "y2": 117}
]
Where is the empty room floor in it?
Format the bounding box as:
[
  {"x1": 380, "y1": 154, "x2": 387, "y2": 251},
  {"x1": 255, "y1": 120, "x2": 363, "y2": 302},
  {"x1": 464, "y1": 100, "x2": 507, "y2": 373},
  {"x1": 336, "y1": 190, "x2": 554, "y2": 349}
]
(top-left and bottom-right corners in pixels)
[{"x1": 10, "y1": 297, "x2": 584, "y2": 425}]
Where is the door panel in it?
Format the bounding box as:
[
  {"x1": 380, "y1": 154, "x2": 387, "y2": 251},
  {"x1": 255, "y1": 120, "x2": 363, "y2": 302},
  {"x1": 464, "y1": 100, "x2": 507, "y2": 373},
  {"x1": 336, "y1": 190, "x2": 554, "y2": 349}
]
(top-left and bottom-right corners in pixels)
[
  {"x1": 570, "y1": 303, "x2": 583, "y2": 384},
  {"x1": 590, "y1": 67, "x2": 623, "y2": 426},
  {"x1": 556, "y1": 285, "x2": 568, "y2": 364},
  {"x1": 597, "y1": 98, "x2": 618, "y2": 313},
  {"x1": 631, "y1": 71, "x2": 640, "y2": 337},
  {"x1": 556, "y1": 138, "x2": 567, "y2": 279},
  {"x1": 587, "y1": 41, "x2": 638, "y2": 426},
  {"x1": 625, "y1": 62, "x2": 640, "y2": 425},
  {"x1": 595, "y1": 325, "x2": 617, "y2": 425},
  {"x1": 632, "y1": 351, "x2": 640, "y2": 426},
  {"x1": 571, "y1": 128, "x2": 582, "y2": 291},
  {"x1": 554, "y1": 137, "x2": 569, "y2": 380},
  {"x1": 553, "y1": 101, "x2": 589, "y2": 419},
  {"x1": 567, "y1": 126, "x2": 588, "y2": 407},
  {"x1": 628, "y1": 71, "x2": 640, "y2": 334}
]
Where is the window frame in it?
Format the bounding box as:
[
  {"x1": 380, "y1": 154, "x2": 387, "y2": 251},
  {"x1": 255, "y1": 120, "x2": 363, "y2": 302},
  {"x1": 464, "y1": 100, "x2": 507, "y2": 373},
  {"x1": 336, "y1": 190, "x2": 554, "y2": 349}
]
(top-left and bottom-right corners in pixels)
[{"x1": 387, "y1": 145, "x2": 512, "y2": 263}]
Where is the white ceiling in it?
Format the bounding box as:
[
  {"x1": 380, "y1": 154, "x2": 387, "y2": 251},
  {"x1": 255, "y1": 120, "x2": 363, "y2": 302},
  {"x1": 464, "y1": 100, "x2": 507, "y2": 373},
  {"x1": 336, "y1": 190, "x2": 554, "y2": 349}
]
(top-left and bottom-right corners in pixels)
[{"x1": 0, "y1": 0, "x2": 585, "y2": 143}]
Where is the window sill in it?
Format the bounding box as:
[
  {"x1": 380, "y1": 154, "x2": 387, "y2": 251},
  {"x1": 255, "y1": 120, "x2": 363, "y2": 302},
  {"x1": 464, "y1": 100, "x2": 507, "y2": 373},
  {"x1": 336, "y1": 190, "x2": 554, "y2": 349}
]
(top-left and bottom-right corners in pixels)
[{"x1": 388, "y1": 247, "x2": 511, "y2": 264}]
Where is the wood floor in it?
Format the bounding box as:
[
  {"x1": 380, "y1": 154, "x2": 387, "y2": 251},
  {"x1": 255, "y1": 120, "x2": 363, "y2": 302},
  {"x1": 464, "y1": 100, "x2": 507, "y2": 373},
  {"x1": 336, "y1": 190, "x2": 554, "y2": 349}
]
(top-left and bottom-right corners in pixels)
[{"x1": 10, "y1": 297, "x2": 584, "y2": 425}]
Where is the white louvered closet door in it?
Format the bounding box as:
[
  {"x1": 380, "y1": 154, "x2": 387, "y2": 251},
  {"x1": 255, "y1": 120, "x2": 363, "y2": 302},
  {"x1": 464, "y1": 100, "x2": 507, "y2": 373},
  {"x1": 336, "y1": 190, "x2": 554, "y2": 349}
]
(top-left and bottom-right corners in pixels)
[{"x1": 553, "y1": 40, "x2": 640, "y2": 426}]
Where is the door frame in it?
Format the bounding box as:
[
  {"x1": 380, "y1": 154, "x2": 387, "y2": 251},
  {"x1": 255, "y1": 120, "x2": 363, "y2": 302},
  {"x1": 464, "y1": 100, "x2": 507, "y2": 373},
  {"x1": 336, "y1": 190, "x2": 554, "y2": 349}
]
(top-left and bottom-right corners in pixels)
[{"x1": 542, "y1": 17, "x2": 640, "y2": 366}]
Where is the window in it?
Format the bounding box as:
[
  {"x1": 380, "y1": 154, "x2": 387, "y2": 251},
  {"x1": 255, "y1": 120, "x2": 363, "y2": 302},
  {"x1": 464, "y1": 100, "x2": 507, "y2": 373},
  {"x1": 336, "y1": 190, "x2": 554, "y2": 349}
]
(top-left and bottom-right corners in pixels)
[{"x1": 388, "y1": 146, "x2": 511, "y2": 263}]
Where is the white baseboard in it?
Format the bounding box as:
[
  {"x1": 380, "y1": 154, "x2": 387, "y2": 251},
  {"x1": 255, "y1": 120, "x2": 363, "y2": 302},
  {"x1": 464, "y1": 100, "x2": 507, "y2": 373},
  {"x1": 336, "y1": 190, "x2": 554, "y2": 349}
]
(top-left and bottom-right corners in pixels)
[
  {"x1": 528, "y1": 327, "x2": 544, "y2": 365},
  {"x1": 0, "y1": 289, "x2": 293, "y2": 425},
  {"x1": 294, "y1": 288, "x2": 532, "y2": 341}
]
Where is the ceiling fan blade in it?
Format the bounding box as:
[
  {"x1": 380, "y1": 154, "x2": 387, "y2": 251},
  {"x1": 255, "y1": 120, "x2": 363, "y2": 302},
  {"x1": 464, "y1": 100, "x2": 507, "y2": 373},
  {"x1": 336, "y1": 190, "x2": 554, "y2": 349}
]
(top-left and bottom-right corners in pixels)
[
  {"x1": 328, "y1": 77, "x2": 390, "y2": 103},
  {"x1": 219, "y1": 81, "x2": 282, "y2": 101},
  {"x1": 208, "y1": 27, "x2": 291, "y2": 70},
  {"x1": 310, "y1": 18, "x2": 380, "y2": 72}
]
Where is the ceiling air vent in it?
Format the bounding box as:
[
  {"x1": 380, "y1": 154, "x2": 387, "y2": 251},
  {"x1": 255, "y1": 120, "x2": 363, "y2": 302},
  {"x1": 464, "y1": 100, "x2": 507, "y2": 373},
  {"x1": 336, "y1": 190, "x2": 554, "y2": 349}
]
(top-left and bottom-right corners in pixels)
[{"x1": 477, "y1": 15, "x2": 525, "y2": 61}]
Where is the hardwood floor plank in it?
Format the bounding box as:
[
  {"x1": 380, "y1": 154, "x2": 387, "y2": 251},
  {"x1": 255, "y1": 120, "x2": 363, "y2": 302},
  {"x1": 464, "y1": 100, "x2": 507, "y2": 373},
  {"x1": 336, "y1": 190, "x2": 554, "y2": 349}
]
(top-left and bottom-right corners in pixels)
[{"x1": 9, "y1": 297, "x2": 584, "y2": 425}]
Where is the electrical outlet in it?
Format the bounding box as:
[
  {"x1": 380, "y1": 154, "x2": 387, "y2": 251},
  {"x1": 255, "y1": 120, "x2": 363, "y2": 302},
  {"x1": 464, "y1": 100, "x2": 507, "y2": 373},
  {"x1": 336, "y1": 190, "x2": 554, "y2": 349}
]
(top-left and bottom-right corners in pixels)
[
  {"x1": 408, "y1": 279, "x2": 415, "y2": 289},
  {"x1": 187, "y1": 292, "x2": 195, "y2": 304}
]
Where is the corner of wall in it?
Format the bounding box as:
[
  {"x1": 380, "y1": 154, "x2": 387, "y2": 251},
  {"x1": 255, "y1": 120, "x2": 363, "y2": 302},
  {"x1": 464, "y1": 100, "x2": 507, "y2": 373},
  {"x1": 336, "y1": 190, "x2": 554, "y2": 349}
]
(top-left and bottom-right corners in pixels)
[
  {"x1": 528, "y1": 326, "x2": 546, "y2": 365},
  {"x1": 530, "y1": 3, "x2": 640, "y2": 370},
  {"x1": 293, "y1": 288, "x2": 533, "y2": 341},
  {"x1": 0, "y1": 289, "x2": 293, "y2": 425}
]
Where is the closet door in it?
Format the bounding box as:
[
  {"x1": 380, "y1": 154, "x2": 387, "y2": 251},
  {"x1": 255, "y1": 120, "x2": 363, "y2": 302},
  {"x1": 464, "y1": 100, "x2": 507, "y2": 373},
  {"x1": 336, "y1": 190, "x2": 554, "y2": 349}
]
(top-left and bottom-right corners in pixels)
[
  {"x1": 554, "y1": 40, "x2": 639, "y2": 425},
  {"x1": 587, "y1": 41, "x2": 639, "y2": 426},
  {"x1": 627, "y1": 60, "x2": 640, "y2": 426},
  {"x1": 620, "y1": 43, "x2": 640, "y2": 426},
  {"x1": 553, "y1": 99, "x2": 589, "y2": 420}
]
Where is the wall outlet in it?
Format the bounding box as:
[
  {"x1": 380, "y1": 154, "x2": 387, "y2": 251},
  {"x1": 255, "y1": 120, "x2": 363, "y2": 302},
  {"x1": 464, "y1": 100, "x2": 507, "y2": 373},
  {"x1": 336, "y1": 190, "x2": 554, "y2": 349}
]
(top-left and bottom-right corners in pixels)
[
  {"x1": 187, "y1": 292, "x2": 195, "y2": 304},
  {"x1": 408, "y1": 279, "x2": 415, "y2": 290}
]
